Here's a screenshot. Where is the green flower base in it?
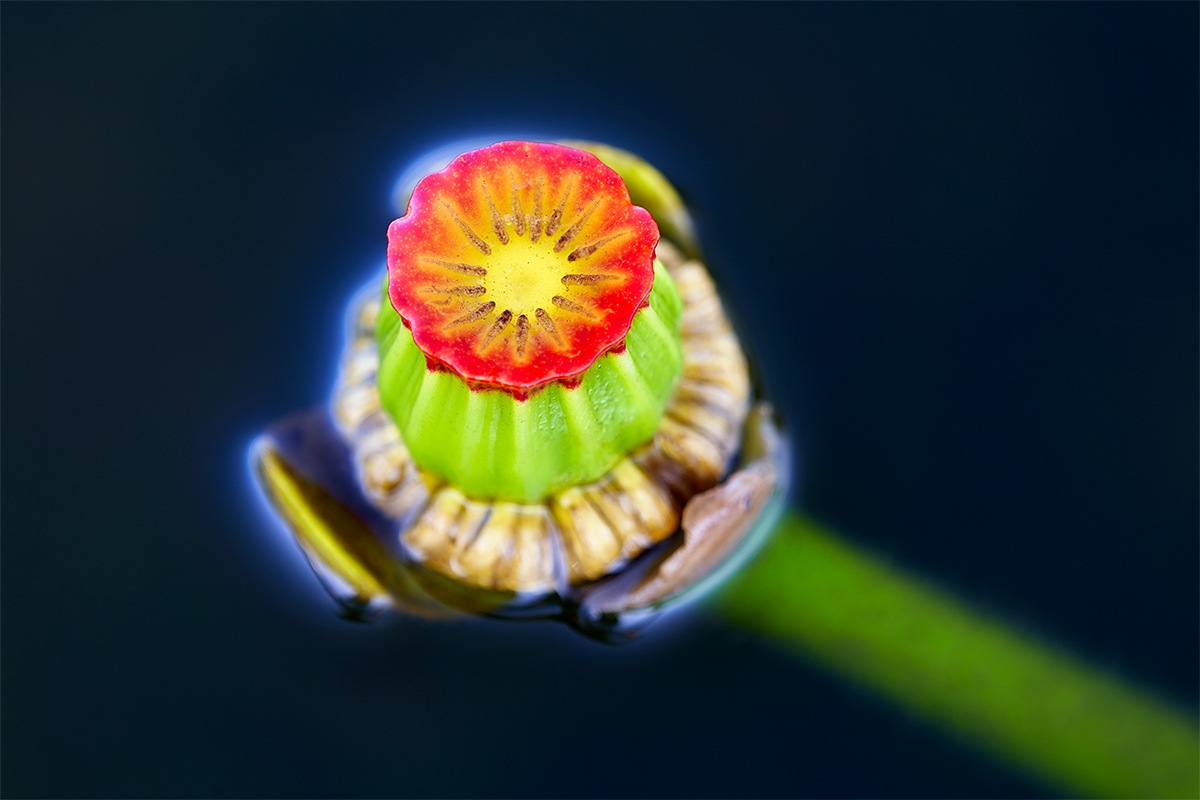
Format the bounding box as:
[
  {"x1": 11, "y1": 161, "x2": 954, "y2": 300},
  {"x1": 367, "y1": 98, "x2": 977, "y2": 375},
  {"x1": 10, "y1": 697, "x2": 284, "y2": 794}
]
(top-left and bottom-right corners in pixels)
[{"x1": 375, "y1": 260, "x2": 684, "y2": 502}]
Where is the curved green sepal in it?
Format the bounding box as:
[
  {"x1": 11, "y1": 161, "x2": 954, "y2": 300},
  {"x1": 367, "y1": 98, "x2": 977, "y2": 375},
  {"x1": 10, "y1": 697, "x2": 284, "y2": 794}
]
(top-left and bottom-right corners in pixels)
[
  {"x1": 251, "y1": 425, "x2": 453, "y2": 621},
  {"x1": 256, "y1": 446, "x2": 389, "y2": 604},
  {"x1": 376, "y1": 261, "x2": 684, "y2": 502}
]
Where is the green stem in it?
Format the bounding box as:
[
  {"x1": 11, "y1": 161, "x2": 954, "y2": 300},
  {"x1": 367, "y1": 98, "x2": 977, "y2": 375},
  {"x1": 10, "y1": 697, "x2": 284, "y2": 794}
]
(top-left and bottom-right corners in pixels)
[{"x1": 715, "y1": 512, "x2": 1200, "y2": 799}]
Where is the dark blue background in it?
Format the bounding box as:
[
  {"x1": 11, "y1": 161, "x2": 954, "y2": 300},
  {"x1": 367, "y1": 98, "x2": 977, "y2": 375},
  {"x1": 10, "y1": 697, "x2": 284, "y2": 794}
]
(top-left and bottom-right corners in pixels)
[{"x1": 4, "y1": 3, "x2": 1196, "y2": 797}]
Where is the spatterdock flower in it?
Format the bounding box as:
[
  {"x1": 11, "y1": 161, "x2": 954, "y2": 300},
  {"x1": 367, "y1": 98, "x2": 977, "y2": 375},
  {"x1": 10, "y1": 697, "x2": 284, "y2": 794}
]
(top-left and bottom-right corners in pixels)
[{"x1": 254, "y1": 140, "x2": 788, "y2": 640}]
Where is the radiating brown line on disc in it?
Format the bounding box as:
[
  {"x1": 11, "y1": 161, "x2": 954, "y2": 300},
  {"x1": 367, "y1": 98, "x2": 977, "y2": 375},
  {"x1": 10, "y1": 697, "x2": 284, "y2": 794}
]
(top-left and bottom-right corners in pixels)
[
  {"x1": 551, "y1": 295, "x2": 595, "y2": 319},
  {"x1": 567, "y1": 232, "x2": 625, "y2": 262},
  {"x1": 510, "y1": 179, "x2": 526, "y2": 237},
  {"x1": 529, "y1": 181, "x2": 543, "y2": 243},
  {"x1": 446, "y1": 301, "x2": 496, "y2": 328},
  {"x1": 535, "y1": 308, "x2": 562, "y2": 344},
  {"x1": 443, "y1": 203, "x2": 492, "y2": 255},
  {"x1": 422, "y1": 258, "x2": 487, "y2": 276},
  {"x1": 515, "y1": 314, "x2": 529, "y2": 356},
  {"x1": 481, "y1": 309, "x2": 513, "y2": 347},
  {"x1": 482, "y1": 186, "x2": 508, "y2": 245},
  {"x1": 544, "y1": 180, "x2": 572, "y2": 239},
  {"x1": 553, "y1": 201, "x2": 599, "y2": 253},
  {"x1": 423, "y1": 285, "x2": 487, "y2": 296},
  {"x1": 561, "y1": 273, "x2": 620, "y2": 285}
]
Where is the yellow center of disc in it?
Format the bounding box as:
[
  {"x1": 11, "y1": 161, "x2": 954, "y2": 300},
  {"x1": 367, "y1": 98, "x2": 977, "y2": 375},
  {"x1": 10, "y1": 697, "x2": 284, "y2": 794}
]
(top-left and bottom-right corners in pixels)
[{"x1": 483, "y1": 241, "x2": 567, "y2": 317}]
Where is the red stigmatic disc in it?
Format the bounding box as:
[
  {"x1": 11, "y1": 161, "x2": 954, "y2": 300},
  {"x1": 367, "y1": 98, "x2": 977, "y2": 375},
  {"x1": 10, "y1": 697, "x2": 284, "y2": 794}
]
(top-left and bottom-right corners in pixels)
[{"x1": 386, "y1": 141, "x2": 660, "y2": 394}]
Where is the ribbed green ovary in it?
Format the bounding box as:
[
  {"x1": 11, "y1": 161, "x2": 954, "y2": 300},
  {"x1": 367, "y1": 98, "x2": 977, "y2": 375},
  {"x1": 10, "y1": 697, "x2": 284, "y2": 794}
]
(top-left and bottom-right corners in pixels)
[{"x1": 375, "y1": 260, "x2": 684, "y2": 503}]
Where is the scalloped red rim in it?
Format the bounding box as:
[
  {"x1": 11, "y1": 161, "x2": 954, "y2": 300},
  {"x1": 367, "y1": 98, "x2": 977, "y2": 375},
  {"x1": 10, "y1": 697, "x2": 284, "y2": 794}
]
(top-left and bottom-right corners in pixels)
[{"x1": 386, "y1": 141, "x2": 659, "y2": 392}]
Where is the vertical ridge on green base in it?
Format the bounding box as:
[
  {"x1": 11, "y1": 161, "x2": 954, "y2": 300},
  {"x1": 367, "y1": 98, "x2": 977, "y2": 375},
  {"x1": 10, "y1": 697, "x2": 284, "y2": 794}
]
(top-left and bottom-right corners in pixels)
[{"x1": 375, "y1": 261, "x2": 684, "y2": 502}]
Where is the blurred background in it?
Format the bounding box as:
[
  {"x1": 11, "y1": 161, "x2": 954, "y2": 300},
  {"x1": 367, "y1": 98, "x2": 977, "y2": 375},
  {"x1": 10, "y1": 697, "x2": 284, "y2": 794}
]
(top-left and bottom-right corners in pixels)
[{"x1": 3, "y1": 3, "x2": 1196, "y2": 797}]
